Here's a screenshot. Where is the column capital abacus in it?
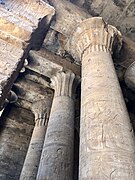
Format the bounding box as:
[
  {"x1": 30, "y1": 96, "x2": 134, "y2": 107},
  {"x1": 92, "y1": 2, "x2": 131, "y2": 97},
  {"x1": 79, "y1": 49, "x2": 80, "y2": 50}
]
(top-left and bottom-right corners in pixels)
[
  {"x1": 51, "y1": 71, "x2": 80, "y2": 98},
  {"x1": 66, "y1": 17, "x2": 122, "y2": 62}
]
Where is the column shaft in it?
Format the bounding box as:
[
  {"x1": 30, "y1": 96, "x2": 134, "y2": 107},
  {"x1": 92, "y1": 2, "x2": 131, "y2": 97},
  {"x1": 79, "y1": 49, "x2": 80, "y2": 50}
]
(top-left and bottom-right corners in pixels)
[
  {"x1": 80, "y1": 50, "x2": 135, "y2": 179},
  {"x1": 37, "y1": 71, "x2": 77, "y2": 180},
  {"x1": 20, "y1": 99, "x2": 51, "y2": 180},
  {"x1": 20, "y1": 123, "x2": 47, "y2": 180}
]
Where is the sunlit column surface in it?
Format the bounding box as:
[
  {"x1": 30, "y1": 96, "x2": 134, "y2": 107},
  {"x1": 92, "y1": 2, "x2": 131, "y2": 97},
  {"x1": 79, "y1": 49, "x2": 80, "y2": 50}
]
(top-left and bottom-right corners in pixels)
[{"x1": 67, "y1": 17, "x2": 135, "y2": 179}]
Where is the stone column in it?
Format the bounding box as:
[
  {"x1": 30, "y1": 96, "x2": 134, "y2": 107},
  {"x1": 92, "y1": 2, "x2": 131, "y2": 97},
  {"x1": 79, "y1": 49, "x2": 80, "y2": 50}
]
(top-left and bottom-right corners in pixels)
[
  {"x1": 20, "y1": 98, "x2": 51, "y2": 180},
  {"x1": 67, "y1": 17, "x2": 135, "y2": 179},
  {"x1": 37, "y1": 71, "x2": 78, "y2": 180}
]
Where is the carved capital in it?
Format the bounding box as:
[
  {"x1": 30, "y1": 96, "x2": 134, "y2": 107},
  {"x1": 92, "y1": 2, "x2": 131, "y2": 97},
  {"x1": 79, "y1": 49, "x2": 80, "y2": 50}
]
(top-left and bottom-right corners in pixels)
[
  {"x1": 66, "y1": 17, "x2": 122, "y2": 62},
  {"x1": 31, "y1": 98, "x2": 51, "y2": 127},
  {"x1": 51, "y1": 71, "x2": 79, "y2": 98}
]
